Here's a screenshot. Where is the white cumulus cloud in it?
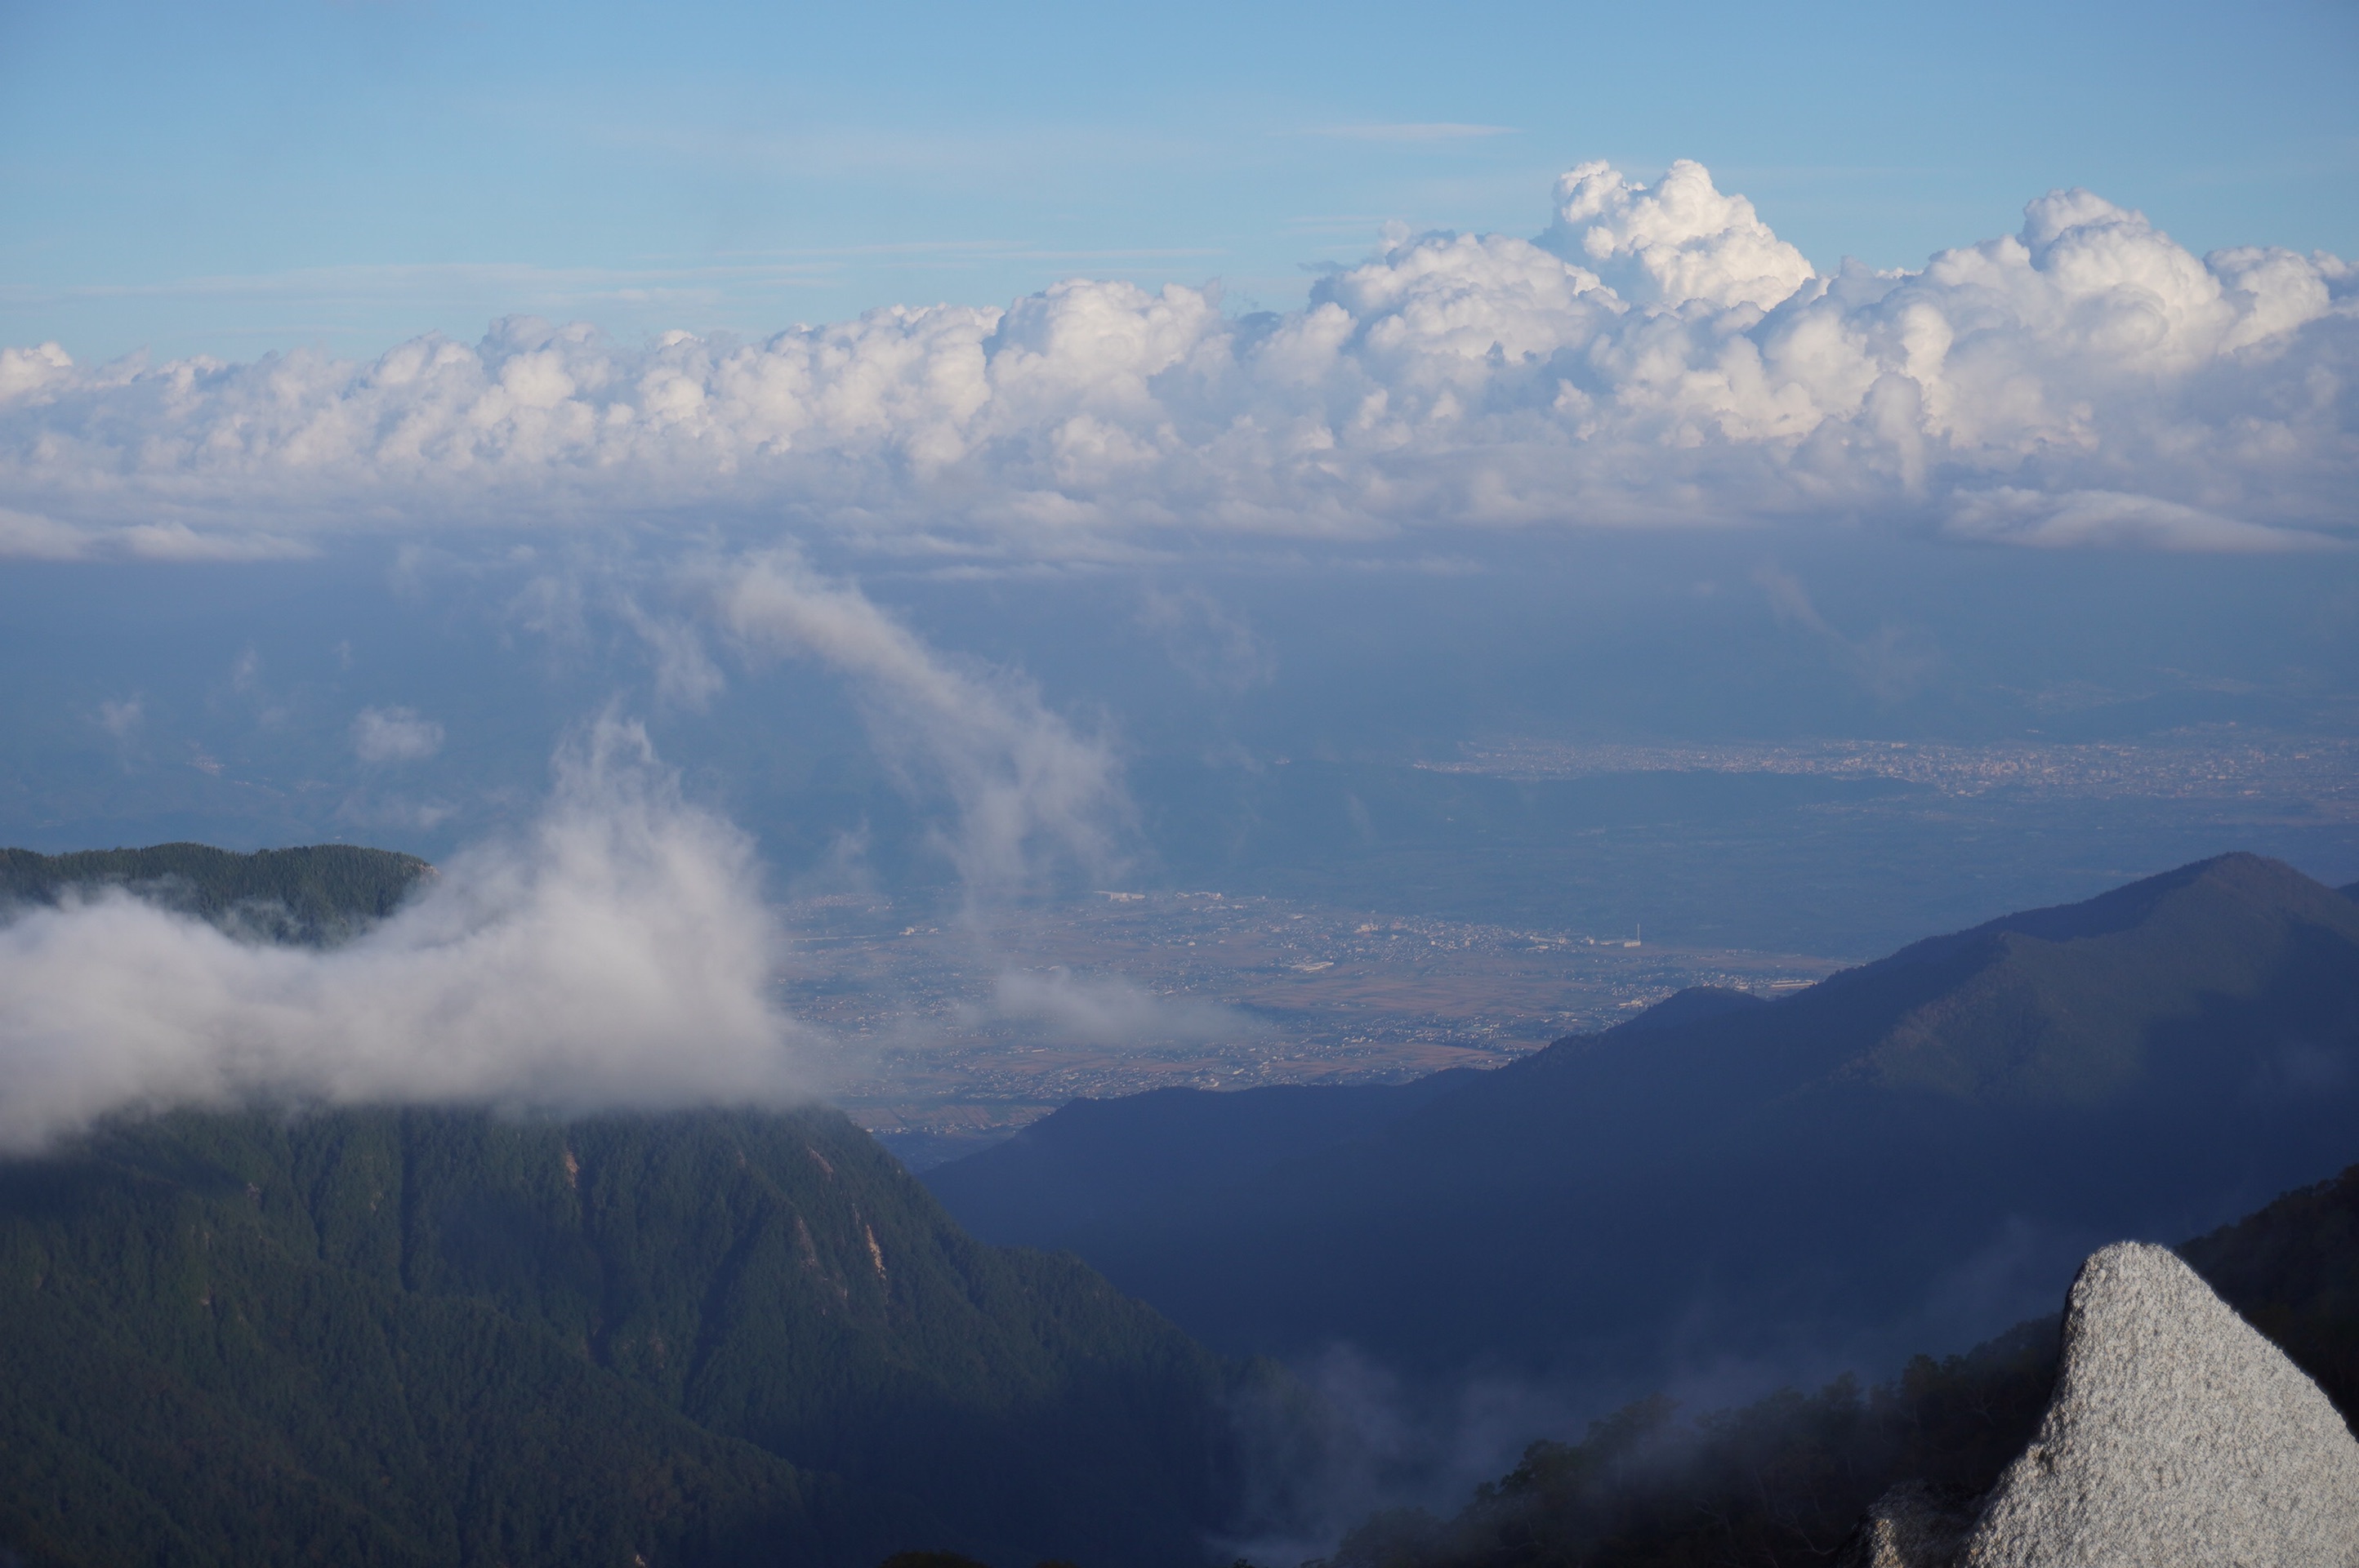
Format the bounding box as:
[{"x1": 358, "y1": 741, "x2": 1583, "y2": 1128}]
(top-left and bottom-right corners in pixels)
[
  {"x1": 2, "y1": 163, "x2": 2351, "y2": 556},
  {"x1": 0, "y1": 718, "x2": 812, "y2": 1152},
  {"x1": 1541, "y1": 158, "x2": 1816, "y2": 311}
]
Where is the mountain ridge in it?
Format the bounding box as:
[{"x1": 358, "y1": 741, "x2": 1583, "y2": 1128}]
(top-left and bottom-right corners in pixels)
[
  {"x1": 930, "y1": 854, "x2": 2359, "y2": 1398},
  {"x1": 925, "y1": 1071, "x2": 1482, "y2": 1245}
]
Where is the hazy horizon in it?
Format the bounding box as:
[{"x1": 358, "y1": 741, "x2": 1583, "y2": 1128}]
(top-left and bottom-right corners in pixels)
[{"x1": 5, "y1": 0, "x2": 2358, "y2": 1194}]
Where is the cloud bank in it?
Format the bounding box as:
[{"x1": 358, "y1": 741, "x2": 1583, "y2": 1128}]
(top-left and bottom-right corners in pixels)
[
  {"x1": 3, "y1": 161, "x2": 2352, "y2": 557},
  {"x1": 0, "y1": 719, "x2": 810, "y2": 1152}
]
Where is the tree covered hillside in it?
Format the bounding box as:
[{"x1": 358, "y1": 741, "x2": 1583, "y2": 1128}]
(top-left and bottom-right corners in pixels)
[
  {"x1": 0, "y1": 842, "x2": 432, "y2": 946},
  {"x1": 0, "y1": 1104, "x2": 1300, "y2": 1568}
]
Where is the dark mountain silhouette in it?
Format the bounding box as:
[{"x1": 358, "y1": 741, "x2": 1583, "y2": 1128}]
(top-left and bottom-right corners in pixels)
[
  {"x1": 925, "y1": 990, "x2": 1746, "y2": 1254},
  {"x1": 926, "y1": 1071, "x2": 1479, "y2": 1244},
  {"x1": 1610, "y1": 982, "x2": 1765, "y2": 1033},
  {"x1": 930, "y1": 854, "x2": 2359, "y2": 1401},
  {"x1": 0, "y1": 841, "x2": 431, "y2": 946}
]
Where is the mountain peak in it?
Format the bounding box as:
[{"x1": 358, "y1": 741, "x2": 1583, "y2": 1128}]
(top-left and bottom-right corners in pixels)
[
  {"x1": 1855, "y1": 852, "x2": 2334, "y2": 969},
  {"x1": 1842, "y1": 853, "x2": 2359, "y2": 1104}
]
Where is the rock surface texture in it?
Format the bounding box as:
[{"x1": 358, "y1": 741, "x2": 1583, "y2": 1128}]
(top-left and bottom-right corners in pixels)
[
  {"x1": 1848, "y1": 1241, "x2": 2359, "y2": 1566},
  {"x1": 1842, "y1": 1481, "x2": 1977, "y2": 1568}
]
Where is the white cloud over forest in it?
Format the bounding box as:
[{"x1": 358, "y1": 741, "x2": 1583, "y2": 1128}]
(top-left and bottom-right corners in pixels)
[
  {"x1": 0, "y1": 719, "x2": 811, "y2": 1151},
  {"x1": 2, "y1": 162, "x2": 2351, "y2": 559}
]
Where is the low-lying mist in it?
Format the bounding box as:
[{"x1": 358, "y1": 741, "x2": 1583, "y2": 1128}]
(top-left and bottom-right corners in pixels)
[{"x1": 0, "y1": 716, "x2": 814, "y2": 1151}]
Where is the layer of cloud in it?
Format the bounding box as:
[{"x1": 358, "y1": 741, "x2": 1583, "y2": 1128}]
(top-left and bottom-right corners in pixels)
[
  {"x1": 1941, "y1": 487, "x2": 2333, "y2": 552},
  {"x1": 715, "y1": 553, "x2": 1127, "y2": 902},
  {"x1": 3, "y1": 162, "x2": 2352, "y2": 556},
  {"x1": 0, "y1": 718, "x2": 810, "y2": 1152},
  {"x1": 0, "y1": 504, "x2": 310, "y2": 563}
]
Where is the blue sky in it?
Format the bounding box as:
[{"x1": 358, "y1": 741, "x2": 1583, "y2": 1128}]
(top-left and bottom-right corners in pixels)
[
  {"x1": 2, "y1": 0, "x2": 2357, "y2": 1143},
  {"x1": 2, "y1": 0, "x2": 2356, "y2": 894},
  {"x1": 5, "y1": 0, "x2": 2356, "y2": 360}
]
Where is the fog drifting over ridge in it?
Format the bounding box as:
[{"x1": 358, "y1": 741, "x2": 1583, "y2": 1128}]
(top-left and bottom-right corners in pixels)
[
  {"x1": 0, "y1": 718, "x2": 813, "y2": 1152},
  {"x1": 2, "y1": 161, "x2": 2350, "y2": 562}
]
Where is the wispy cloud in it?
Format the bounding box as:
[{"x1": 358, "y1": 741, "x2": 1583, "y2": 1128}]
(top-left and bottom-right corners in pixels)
[
  {"x1": 1944, "y1": 488, "x2": 2345, "y2": 554},
  {"x1": 351, "y1": 706, "x2": 446, "y2": 764},
  {"x1": 1309, "y1": 123, "x2": 1518, "y2": 142},
  {"x1": 715, "y1": 554, "x2": 1129, "y2": 905},
  {"x1": 963, "y1": 966, "x2": 1263, "y2": 1047},
  {"x1": 0, "y1": 507, "x2": 312, "y2": 564},
  {"x1": 1753, "y1": 563, "x2": 1937, "y2": 702}
]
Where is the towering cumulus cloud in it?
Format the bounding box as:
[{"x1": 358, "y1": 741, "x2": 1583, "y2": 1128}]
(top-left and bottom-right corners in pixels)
[
  {"x1": 0, "y1": 719, "x2": 809, "y2": 1151},
  {"x1": 2, "y1": 161, "x2": 2350, "y2": 557}
]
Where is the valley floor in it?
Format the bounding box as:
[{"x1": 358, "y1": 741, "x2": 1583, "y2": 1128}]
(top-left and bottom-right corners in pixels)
[{"x1": 781, "y1": 890, "x2": 1845, "y2": 1167}]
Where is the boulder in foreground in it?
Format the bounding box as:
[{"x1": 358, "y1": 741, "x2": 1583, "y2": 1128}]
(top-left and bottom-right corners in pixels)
[{"x1": 1851, "y1": 1241, "x2": 2359, "y2": 1566}]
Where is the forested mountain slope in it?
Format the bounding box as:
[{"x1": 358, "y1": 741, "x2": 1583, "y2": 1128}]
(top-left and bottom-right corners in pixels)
[
  {"x1": 0, "y1": 839, "x2": 1291, "y2": 1568},
  {"x1": 0, "y1": 842, "x2": 431, "y2": 945},
  {"x1": 0, "y1": 1105, "x2": 1291, "y2": 1568},
  {"x1": 942, "y1": 854, "x2": 2359, "y2": 1401}
]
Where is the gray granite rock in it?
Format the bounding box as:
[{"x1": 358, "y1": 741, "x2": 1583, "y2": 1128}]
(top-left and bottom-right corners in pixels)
[
  {"x1": 1836, "y1": 1481, "x2": 1977, "y2": 1568},
  {"x1": 1960, "y1": 1241, "x2": 2359, "y2": 1565},
  {"x1": 1857, "y1": 1241, "x2": 2359, "y2": 1566}
]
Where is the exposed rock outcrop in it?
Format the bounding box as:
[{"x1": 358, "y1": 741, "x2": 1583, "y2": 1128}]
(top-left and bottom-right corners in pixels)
[
  {"x1": 1841, "y1": 1481, "x2": 1978, "y2": 1568},
  {"x1": 1844, "y1": 1241, "x2": 2359, "y2": 1567}
]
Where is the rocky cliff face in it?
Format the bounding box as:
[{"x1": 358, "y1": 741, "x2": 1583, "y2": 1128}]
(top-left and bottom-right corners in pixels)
[{"x1": 1848, "y1": 1241, "x2": 2359, "y2": 1566}]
